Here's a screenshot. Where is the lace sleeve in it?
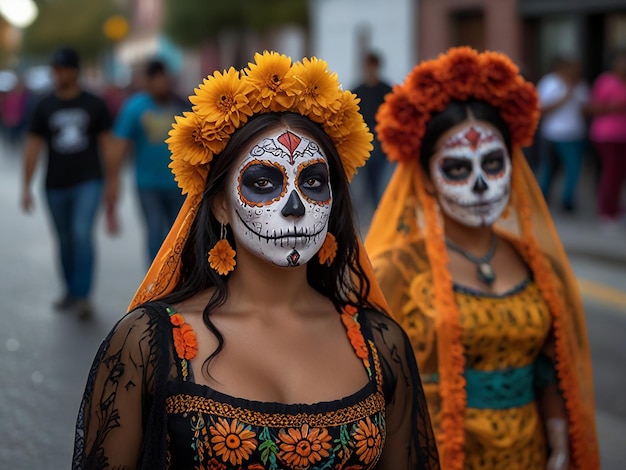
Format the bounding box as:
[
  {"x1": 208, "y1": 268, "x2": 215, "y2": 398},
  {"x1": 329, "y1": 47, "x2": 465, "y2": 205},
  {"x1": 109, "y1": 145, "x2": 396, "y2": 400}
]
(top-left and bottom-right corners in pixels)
[
  {"x1": 72, "y1": 306, "x2": 171, "y2": 469},
  {"x1": 364, "y1": 311, "x2": 440, "y2": 469}
]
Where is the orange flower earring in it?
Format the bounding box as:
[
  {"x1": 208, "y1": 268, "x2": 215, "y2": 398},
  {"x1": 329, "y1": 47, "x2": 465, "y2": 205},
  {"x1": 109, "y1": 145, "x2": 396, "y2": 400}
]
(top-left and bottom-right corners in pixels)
[
  {"x1": 318, "y1": 232, "x2": 337, "y2": 266},
  {"x1": 208, "y1": 224, "x2": 237, "y2": 275}
]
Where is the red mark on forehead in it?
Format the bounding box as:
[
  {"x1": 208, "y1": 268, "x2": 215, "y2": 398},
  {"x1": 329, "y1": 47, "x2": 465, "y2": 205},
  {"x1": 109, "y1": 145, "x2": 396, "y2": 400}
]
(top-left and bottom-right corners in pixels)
[
  {"x1": 277, "y1": 131, "x2": 301, "y2": 157},
  {"x1": 442, "y1": 126, "x2": 498, "y2": 152},
  {"x1": 464, "y1": 127, "x2": 481, "y2": 151}
]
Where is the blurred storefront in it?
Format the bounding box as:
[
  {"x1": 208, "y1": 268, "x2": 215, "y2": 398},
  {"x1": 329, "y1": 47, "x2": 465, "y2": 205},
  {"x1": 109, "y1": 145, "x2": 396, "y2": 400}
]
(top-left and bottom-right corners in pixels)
[{"x1": 415, "y1": 0, "x2": 626, "y2": 83}]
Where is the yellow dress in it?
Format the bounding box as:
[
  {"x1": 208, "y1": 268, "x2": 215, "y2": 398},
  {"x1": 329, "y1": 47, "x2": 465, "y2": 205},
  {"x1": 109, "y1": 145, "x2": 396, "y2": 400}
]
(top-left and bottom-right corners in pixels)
[{"x1": 373, "y1": 242, "x2": 552, "y2": 469}]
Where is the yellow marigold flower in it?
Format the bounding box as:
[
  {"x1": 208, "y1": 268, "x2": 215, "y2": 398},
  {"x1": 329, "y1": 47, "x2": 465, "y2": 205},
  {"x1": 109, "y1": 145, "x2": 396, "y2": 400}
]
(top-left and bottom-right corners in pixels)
[
  {"x1": 209, "y1": 418, "x2": 257, "y2": 466},
  {"x1": 191, "y1": 67, "x2": 254, "y2": 128},
  {"x1": 323, "y1": 90, "x2": 362, "y2": 139},
  {"x1": 290, "y1": 57, "x2": 342, "y2": 121},
  {"x1": 169, "y1": 158, "x2": 209, "y2": 195},
  {"x1": 332, "y1": 121, "x2": 373, "y2": 181},
  {"x1": 244, "y1": 51, "x2": 298, "y2": 113},
  {"x1": 166, "y1": 112, "x2": 226, "y2": 166}
]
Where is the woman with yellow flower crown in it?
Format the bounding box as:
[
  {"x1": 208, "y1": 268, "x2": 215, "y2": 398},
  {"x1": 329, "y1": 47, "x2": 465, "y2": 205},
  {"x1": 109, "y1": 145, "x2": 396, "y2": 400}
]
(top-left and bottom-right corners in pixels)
[
  {"x1": 365, "y1": 47, "x2": 599, "y2": 470},
  {"x1": 71, "y1": 51, "x2": 440, "y2": 469}
]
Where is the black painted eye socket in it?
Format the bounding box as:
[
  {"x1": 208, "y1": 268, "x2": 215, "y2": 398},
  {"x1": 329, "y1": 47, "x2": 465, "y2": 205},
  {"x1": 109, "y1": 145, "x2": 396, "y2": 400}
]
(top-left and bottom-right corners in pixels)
[
  {"x1": 440, "y1": 158, "x2": 473, "y2": 181},
  {"x1": 482, "y1": 150, "x2": 505, "y2": 175},
  {"x1": 298, "y1": 162, "x2": 330, "y2": 202},
  {"x1": 240, "y1": 163, "x2": 286, "y2": 203}
]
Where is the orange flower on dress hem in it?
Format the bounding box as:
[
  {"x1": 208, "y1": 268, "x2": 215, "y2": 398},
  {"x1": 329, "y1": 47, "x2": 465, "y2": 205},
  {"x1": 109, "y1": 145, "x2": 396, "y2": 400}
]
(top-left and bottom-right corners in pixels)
[
  {"x1": 208, "y1": 239, "x2": 237, "y2": 275},
  {"x1": 354, "y1": 417, "x2": 383, "y2": 465},
  {"x1": 318, "y1": 232, "x2": 337, "y2": 266},
  {"x1": 209, "y1": 418, "x2": 258, "y2": 466},
  {"x1": 277, "y1": 424, "x2": 332, "y2": 468}
]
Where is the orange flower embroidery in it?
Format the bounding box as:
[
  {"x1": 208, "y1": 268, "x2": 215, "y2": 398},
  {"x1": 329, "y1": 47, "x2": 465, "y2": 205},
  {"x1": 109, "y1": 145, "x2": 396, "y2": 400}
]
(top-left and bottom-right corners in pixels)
[
  {"x1": 208, "y1": 239, "x2": 236, "y2": 275},
  {"x1": 341, "y1": 307, "x2": 370, "y2": 368},
  {"x1": 170, "y1": 313, "x2": 198, "y2": 361},
  {"x1": 277, "y1": 424, "x2": 332, "y2": 468},
  {"x1": 354, "y1": 417, "x2": 383, "y2": 465},
  {"x1": 209, "y1": 418, "x2": 258, "y2": 466},
  {"x1": 318, "y1": 232, "x2": 337, "y2": 266}
]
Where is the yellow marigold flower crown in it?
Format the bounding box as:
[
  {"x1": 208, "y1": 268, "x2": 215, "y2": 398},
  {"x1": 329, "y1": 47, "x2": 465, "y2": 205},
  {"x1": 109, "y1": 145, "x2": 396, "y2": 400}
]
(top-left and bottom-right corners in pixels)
[
  {"x1": 167, "y1": 51, "x2": 374, "y2": 195},
  {"x1": 376, "y1": 46, "x2": 540, "y2": 163}
]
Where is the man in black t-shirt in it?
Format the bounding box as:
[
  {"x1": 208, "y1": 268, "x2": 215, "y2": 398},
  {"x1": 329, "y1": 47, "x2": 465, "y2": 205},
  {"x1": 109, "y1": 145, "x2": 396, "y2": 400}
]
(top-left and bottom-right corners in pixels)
[
  {"x1": 352, "y1": 52, "x2": 394, "y2": 215},
  {"x1": 21, "y1": 48, "x2": 114, "y2": 318}
]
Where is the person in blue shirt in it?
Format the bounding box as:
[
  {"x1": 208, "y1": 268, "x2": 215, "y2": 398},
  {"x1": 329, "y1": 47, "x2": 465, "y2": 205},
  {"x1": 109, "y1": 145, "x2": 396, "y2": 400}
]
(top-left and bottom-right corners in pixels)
[{"x1": 108, "y1": 59, "x2": 188, "y2": 264}]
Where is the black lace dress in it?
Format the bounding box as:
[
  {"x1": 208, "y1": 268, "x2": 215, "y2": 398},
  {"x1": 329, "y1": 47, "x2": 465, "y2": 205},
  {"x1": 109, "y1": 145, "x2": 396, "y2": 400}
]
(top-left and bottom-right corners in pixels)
[{"x1": 72, "y1": 302, "x2": 440, "y2": 469}]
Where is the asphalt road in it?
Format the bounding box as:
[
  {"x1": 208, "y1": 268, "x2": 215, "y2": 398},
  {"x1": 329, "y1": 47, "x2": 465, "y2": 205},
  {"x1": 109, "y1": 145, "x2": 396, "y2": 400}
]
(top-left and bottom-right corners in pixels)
[{"x1": 0, "y1": 149, "x2": 624, "y2": 469}]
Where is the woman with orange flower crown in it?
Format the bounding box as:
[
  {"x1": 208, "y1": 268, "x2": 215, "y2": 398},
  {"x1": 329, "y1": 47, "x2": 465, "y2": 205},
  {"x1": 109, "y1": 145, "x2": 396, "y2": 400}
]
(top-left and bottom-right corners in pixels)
[
  {"x1": 71, "y1": 51, "x2": 440, "y2": 469},
  {"x1": 365, "y1": 47, "x2": 599, "y2": 470}
]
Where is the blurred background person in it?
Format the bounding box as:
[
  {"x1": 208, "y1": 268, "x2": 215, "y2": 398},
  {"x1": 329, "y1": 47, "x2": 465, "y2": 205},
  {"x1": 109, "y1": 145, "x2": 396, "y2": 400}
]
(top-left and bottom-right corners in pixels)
[
  {"x1": 536, "y1": 55, "x2": 590, "y2": 213},
  {"x1": 352, "y1": 51, "x2": 393, "y2": 214},
  {"x1": 1, "y1": 77, "x2": 30, "y2": 152},
  {"x1": 108, "y1": 58, "x2": 188, "y2": 265},
  {"x1": 588, "y1": 49, "x2": 626, "y2": 233},
  {"x1": 20, "y1": 47, "x2": 115, "y2": 318}
]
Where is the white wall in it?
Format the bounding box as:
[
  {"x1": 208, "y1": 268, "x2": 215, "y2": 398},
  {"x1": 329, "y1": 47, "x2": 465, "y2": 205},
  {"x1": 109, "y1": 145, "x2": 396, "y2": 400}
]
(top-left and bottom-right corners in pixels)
[{"x1": 309, "y1": 0, "x2": 416, "y2": 89}]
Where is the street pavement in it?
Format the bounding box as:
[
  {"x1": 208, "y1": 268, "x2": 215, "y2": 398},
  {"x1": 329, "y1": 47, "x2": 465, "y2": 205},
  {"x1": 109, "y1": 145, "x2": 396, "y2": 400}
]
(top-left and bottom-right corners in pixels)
[{"x1": 0, "y1": 144, "x2": 624, "y2": 469}]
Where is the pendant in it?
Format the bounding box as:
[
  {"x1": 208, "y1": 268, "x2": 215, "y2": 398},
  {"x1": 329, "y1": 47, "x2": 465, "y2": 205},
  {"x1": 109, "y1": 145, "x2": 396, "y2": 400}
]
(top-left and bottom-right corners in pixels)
[{"x1": 477, "y1": 262, "x2": 496, "y2": 285}]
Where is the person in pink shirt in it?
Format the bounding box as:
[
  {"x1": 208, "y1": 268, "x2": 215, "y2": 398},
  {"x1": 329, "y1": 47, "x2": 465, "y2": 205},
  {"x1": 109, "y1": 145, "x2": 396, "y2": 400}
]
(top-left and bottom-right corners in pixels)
[{"x1": 589, "y1": 49, "x2": 626, "y2": 229}]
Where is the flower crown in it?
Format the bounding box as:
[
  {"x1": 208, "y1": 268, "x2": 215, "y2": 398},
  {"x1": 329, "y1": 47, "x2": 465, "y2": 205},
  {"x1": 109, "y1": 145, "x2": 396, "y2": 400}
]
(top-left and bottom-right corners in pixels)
[
  {"x1": 166, "y1": 51, "x2": 373, "y2": 195},
  {"x1": 376, "y1": 47, "x2": 540, "y2": 163}
]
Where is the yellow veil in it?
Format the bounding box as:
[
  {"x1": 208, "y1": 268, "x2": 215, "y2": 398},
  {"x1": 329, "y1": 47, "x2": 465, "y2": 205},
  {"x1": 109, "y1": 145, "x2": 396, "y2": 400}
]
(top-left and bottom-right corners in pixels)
[{"x1": 365, "y1": 48, "x2": 599, "y2": 469}]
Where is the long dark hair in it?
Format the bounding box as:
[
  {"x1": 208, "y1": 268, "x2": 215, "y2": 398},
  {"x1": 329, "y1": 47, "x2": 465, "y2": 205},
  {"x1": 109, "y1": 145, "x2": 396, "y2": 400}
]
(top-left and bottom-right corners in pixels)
[
  {"x1": 159, "y1": 112, "x2": 372, "y2": 371},
  {"x1": 419, "y1": 99, "x2": 512, "y2": 173}
]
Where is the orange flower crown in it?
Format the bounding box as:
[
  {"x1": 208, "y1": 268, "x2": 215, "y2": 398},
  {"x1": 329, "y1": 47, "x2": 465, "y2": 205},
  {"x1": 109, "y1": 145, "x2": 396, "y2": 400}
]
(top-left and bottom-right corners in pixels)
[
  {"x1": 376, "y1": 47, "x2": 540, "y2": 163},
  {"x1": 167, "y1": 51, "x2": 374, "y2": 195}
]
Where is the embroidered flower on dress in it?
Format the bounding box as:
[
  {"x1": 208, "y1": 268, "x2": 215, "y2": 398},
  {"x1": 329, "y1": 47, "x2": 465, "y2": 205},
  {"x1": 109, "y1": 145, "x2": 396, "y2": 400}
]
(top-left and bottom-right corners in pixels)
[
  {"x1": 209, "y1": 418, "x2": 258, "y2": 466},
  {"x1": 208, "y1": 239, "x2": 237, "y2": 275},
  {"x1": 277, "y1": 424, "x2": 332, "y2": 468},
  {"x1": 353, "y1": 417, "x2": 383, "y2": 465}
]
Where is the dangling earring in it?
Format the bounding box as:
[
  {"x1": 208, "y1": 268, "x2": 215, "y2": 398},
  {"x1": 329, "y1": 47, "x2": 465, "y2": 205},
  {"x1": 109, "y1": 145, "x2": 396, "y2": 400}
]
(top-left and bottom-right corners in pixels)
[
  {"x1": 208, "y1": 224, "x2": 236, "y2": 275},
  {"x1": 318, "y1": 232, "x2": 337, "y2": 266}
]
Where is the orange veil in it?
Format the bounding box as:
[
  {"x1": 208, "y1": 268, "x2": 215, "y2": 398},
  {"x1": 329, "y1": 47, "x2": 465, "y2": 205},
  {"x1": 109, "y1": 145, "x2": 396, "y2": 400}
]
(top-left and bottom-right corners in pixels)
[{"x1": 365, "y1": 47, "x2": 599, "y2": 470}]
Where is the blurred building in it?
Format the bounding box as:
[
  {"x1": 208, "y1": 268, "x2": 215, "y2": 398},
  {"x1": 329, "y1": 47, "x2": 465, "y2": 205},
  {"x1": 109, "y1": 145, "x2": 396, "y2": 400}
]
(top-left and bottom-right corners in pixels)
[
  {"x1": 309, "y1": 0, "x2": 417, "y2": 88},
  {"x1": 310, "y1": 0, "x2": 626, "y2": 87}
]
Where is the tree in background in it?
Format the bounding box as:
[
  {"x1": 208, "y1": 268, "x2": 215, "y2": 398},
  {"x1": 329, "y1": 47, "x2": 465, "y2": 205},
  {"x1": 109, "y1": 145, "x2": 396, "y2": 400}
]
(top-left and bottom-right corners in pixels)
[
  {"x1": 164, "y1": 0, "x2": 308, "y2": 67},
  {"x1": 21, "y1": 0, "x2": 123, "y2": 63}
]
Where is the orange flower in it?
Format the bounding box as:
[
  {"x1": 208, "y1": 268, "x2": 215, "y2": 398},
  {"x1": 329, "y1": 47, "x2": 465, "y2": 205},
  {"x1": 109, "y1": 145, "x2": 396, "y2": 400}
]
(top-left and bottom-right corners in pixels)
[
  {"x1": 166, "y1": 112, "x2": 217, "y2": 166},
  {"x1": 209, "y1": 418, "x2": 257, "y2": 466},
  {"x1": 169, "y1": 313, "x2": 185, "y2": 327},
  {"x1": 341, "y1": 310, "x2": 370, "y2": 367},
  {"x1": 443, "y1": 46, "x2": 481, "y2": 100},
  {"x1": 333, "y1": 121, "x2": 374, "y2": 181},
  {"x1": 208, "y1": 239, "x2": 237, "y2": 275},
  {"x1": 244, "y1": 51, "x2": 298, "y2": 112},
  {"x1": 354, "y1": 417, "x2": 383, "y2": 465},
  {"x1": 318, "y1": 233, "x2": 337, "y2": 266},
  {"x1": 277, "y1": 424, "x2": 332, "y2": 468},
  {"x1": 376, "y1": 46, "x2": 540, "y2": 163}
]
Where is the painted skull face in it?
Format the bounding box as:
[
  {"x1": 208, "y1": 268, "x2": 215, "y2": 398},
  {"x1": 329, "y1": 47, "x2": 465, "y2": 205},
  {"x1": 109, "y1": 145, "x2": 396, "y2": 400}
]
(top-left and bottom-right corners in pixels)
[
  {"x1": 228, "y1": 129, "x2": 332, "y2": 267},
  {"x1": 430, "y1": 123, "x2": 512, "y2": 227}
]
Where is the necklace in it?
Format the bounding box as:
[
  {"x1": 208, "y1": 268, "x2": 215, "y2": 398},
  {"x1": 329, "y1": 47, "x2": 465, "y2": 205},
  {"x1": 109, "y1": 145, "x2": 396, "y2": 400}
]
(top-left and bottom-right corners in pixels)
[{"x1": 445, "y1": 234, "x2": 497, "y2": 286}]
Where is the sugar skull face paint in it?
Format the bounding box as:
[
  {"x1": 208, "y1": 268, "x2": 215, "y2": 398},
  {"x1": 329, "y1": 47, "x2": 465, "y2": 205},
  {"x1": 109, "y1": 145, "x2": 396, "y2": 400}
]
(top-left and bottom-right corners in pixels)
[
  {"x1": 430, "y1": 123, "x2": 511, "y2": 227},
  {"x1": 228, "y1": 129, "x2": 332, "y2": 267}
]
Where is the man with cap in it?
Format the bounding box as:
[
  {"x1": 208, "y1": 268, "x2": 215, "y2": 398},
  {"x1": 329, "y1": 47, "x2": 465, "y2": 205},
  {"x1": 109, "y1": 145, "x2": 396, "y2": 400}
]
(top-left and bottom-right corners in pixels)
[{"x1": 21, "y1": 47, "x2": 115, "y2": 318}]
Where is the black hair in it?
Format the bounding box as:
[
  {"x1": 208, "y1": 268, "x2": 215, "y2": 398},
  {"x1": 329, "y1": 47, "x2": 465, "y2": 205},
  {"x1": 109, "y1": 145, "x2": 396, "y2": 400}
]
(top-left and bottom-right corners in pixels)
[
  {"x1": 145, "y1": 58, "x2": 167, "y2": 78},
  {"x1": 419, "y1": 99, "x2": 512, "y2": 173},
  {"x1": 159, "y1": 112, "x2": 373, "y2": 374}
]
